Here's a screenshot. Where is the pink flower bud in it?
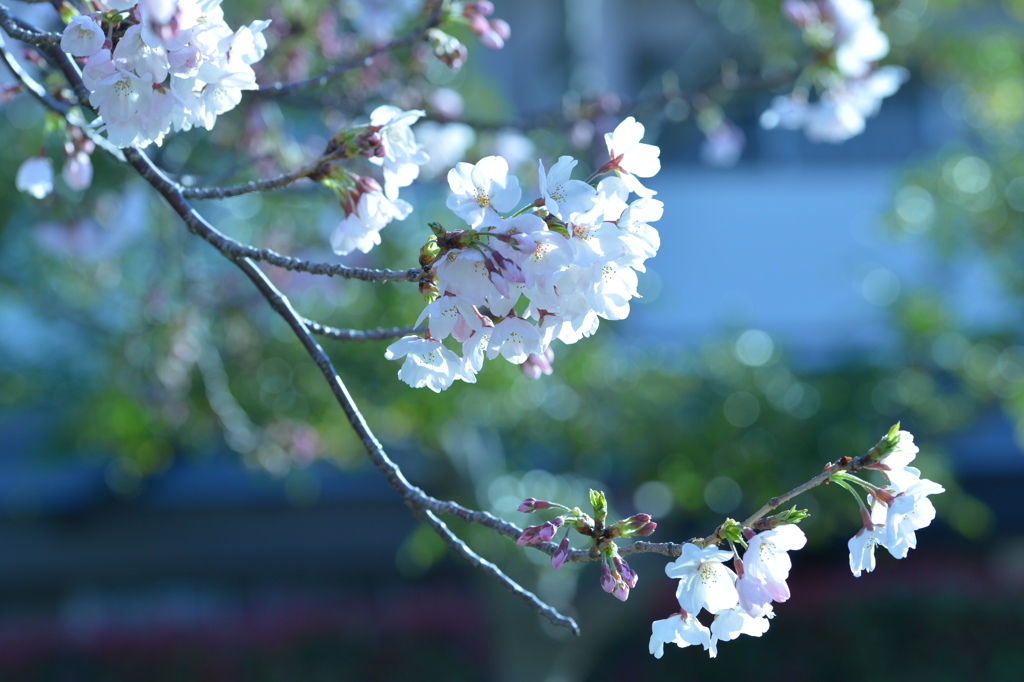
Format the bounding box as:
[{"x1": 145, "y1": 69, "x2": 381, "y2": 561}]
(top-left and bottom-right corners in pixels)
[
  {"x1": 612, "y1": 580, "x2": 629, "y2": 602},
  {"x1": 635, "y1": 521, "x2": 657, "y2": 537},
  {"x1": 517, "y1": 518, "x2": 563, "y2": 545},
  {"x1": 490, "y1": 18, "x2": 511, "y2": 41},
  {"x1": 599, "y1": 562, "x2": 615, "y2": 593},
  {"x1": 614, "y1": 557, "x2": 638, "y2": 589},
  {"x1": 467, "y1": 14, "x2": 490, "y2": 36},
  {"x1": 477, "y1": 28, "x2": 504, "y2": 50},
  {"x1": 517, "y1": 497, "x2": 552, "y2": 513},
  {"x1": 551, "y1": 536, "x2": 570, "y2": 569}
]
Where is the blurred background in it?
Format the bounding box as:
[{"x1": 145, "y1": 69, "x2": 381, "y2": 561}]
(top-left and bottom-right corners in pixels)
[{"x1": 2, "y1": 0, "x2": 1023, "y2": 679}]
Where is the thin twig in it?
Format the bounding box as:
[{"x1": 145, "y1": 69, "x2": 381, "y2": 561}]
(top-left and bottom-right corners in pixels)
[
  {"x1": 303, "y1": 319, "x2": 424, "y2": 342},
  {"x1": 258, "y1": 0, "x2": 445, "y2": 96},
  {"x1": 420, "y1": 509, "x2": 580, "y2": 635},
  {"x1": 181, "y1": 162, "x2": 320, "y2": 199}
]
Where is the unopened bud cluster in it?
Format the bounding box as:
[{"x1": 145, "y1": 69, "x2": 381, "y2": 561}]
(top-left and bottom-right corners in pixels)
[{"x1": 516, "y1": 489, "x2": 657, "y2": 601}]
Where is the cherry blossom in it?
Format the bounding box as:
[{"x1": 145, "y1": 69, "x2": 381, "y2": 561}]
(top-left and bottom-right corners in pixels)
[
  {"x1": 62, "y1": 1, "x2": 271, "y2": 148},
  {"x1": 666, "y1": 543, "x2": 739, "y2": 616},
  {"x1": 764, "y1": 1, "x2": 905, "y2": 143},
  {"x1": 446, "y1": 155, "x2": 522, "y2": 227},
  {"x1": 649, "y1": 613, "x2": 712, "y2": 658},
  {"x1": 384, "y1": 337, "x2": 474, "y2": 392},
  {"x1": 15, "y1": 157, "x2": 53, "y2": 199},
  {"x1": 604, "y1": 116, "x2": 661, "y2": 197},
  {"x1": 848, "y1": 514, "x2": 885, "y2": 577},
  {"x1": 369, "y1": 106, "x2": 429, "y2": 200},
  {"x1": 330, "y1": 190, "x2": 412, "y2": 256},
  {"x1": 60, "y1": 16, "x2": 105, "y2": 58},
  {"x1": 741, "y1": 524, "x2": 807, "y2": 603},
  {"x1": 387, "y1": 121, "x2": 661, "y2": 389},
  {"x1": 879, "y1": 477, "x2": 945, "y2": 559},
  {"x1": 709, "y1": 607, "x2": 772, "y2": 657},
  {"x1": 538, "y1": 156, "x2": 597, "y2": 220}
]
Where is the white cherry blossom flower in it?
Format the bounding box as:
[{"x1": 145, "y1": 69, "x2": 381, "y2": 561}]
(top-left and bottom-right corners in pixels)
[
  {"x1": 848, "y1": 526, "x2": 883, "y2": 577},
  {"x1": 538, "y1": 156, "x2": 596, "y2": 220},
  {"x1": 736, "y1": 570, "x2": 774, "y2": 618},
  {"x1": 113, "y1": 24, "x2": 169, "y2": 83},
  {"x1": 649, "y1": 613, "x2": 712, "y2": 659},
  {"x1": 487, "y1": 316, "x2": 543, "y2": 364},
  {"x1": 880, "y1": 477, "x2": 944, "y2": 559},
  {"x1": 446, "y1": 155, "x2": 522, "y2": 227},
  {"x1": 666, "y1": 543, "x2": 739, "y2": 616},
  {"x1": 604, "y1": 116, "x2": 661, "y2": 197},
  {"x1": 330, "y1": 191, "x2": 411, "y2": 255},
  {"x1": 15, "y1": 156, "x2": 53, "y2": 199},
  {"x1": 370, "y1": 105, "x2": 429, "y2": 200},
  {"x1": 709, "y1": 607, "x2": 772, "y2": 657},
  {"x1": 742, "y1": 524, "x2": 807, "y2": 603},
  {"x1": 384, "y1": 337, "x2": 473, "y2": 392},
  {"x1": 61, "y1": 16, "x2": 106, "y2": 57}
]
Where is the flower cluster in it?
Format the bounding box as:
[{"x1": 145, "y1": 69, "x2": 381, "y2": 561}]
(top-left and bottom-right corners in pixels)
[
  {"x1": 844, "y1": 429, "x2": 945, "y2": 576},
  {"x1": 16, "y1": 129, "x2": 96, "y2": 199},
  {"x1": 385, "y1": 117, "x2": 662, "y2": 391},
  {"x1": 324, "y1": 105, "x2": 429, "y2": 256},
  {"x1": 650, "y1": 426, "x2": 942, "y2": 659},
  {"x1": 761, "y1": 0, "x2": 907, "y2": 142},
  {"x1": 652, "y1": 522, "x2": 805, "y2": 659},
  {"x1": 60, "y1": 1, "x2": 271, "y2": 148}
]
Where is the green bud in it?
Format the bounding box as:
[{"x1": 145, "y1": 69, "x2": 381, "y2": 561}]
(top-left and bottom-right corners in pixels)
[
  {"x1": 419, "y1": 279, "x2": 440, "y2": 303},
  {"x1": 420, "y1": 236, "x2": 441, "y2": 268},
  {"x1": 774, "y1": 506, "x2": 811, "y2": 525},
  {"x1": 885, "y1": 422, "x2": 902, "y2": 447},
  {"x1": 546, "y1": 218, "x2": 570, "y2": 238},
  {"x1": 589, "y1": 489, "x2": 608, "y2": 524},
  {"x1": 718, "y1": 518, "x2": 745, "y2": 545}
]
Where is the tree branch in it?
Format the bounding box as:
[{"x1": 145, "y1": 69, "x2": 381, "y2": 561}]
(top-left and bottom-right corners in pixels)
[
  {"x1": 419, "y1": 509, "x2": 580, "y2": 635},
  {"x1": 181, "y1": 162, "x2": 321, "y2": 199},
  {"x1": 258, "y1": 0, "x2": 446, "y2": 96},
  {"x1": 0, "y1": 3, "x2": 60, "y2": 47},
  {"x1": 303, "y1": 319, "x2": 424, "y2": 342}
]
